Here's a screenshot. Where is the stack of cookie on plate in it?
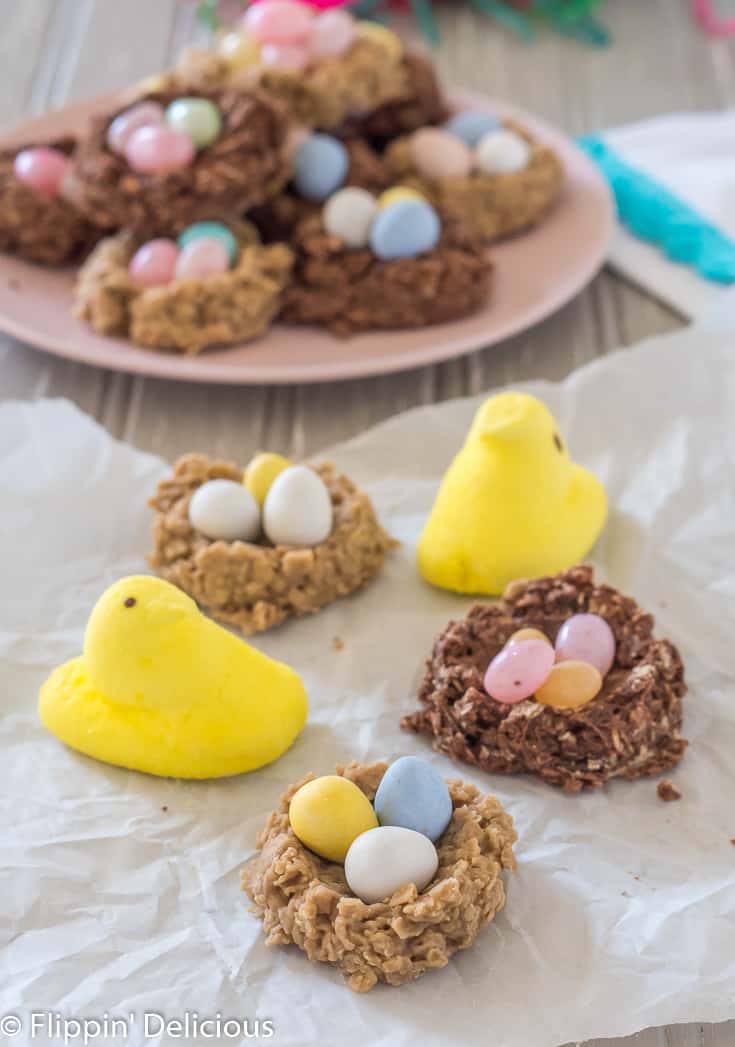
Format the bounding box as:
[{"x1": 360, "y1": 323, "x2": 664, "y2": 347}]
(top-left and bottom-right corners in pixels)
[{"x1": 0, "y1": 1, "x2": 564, "y2": 354}]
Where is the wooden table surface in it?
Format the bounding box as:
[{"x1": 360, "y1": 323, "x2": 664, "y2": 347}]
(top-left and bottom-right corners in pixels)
[{"x1": 1, "y1": 3, "x2": 732, "y2": 1045}]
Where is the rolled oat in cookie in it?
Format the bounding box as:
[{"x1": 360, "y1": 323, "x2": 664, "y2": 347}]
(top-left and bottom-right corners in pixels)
[
  {"x1": 241, "y1": 761, "x2": 516, "y2": 992},
  {"x1": 346, "y1": 53, "x2": 449, "y2": 144},
  {"x1": 403, "y1": 565, "x2": 687, "y2": 792}
]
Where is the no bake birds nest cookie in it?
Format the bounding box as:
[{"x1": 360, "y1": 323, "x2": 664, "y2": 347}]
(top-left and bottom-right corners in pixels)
[
  {"x1": 241, "y1": 761, "x2": 516, "y2": 992},
  {"x1": 404, "y1": 566, "x2": 687, "y2": 792}
]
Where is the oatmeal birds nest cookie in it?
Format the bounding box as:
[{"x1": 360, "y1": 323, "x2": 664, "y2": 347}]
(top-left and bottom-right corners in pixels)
[
  {"x1": 149, "y1": 453, "x2": 396, "y2": 634},
  {"x1": 241, "y1": 761, "x2": 516, "y2": 992},
  {"x1": 404, "y1": 566, "x2": 687, "y2": 792},
  {"x1": 74, "y1": 224, "x2": 292, "y2": 355},
  {"x1": 71, "y1": 88, "x2": 290, "y2": 237}
]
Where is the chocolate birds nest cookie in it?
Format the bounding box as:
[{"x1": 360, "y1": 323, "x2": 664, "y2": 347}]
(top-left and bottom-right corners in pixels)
[
  {"x1": 241, "y1": 761, "x2": 516, "y2": 992},
  {"x1": 403, "y1": 566, "x2": 687, "y2": 792},
  {"x1": 74, "y1": 224, "x2": 292, "y2": 355},
  {"x1": 71, "y1": 88, "x2": 290, "y2": 237},
  {"x1": 149, "y1": 453, "x2": 396, "y2": 634},
  {"x1": 0, "y1": 138, "x2": 96, "y2": 265}
]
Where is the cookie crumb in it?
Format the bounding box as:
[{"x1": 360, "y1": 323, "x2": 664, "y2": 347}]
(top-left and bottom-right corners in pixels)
[
  {"x1": 730, "y1": 838, "x2": 735, "y2": 847},
  {"x1": 332, "y1": 636, "x2": 344, "y2": 651},
  {"x1": 657, "y1": 779, "x2": 681, "y2": 802},
  {"x1": 161, "y1": 805, "x2": 168, "y2": 812}
]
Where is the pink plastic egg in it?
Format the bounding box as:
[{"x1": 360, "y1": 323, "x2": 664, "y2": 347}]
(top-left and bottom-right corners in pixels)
[
  {"x1": 128, "y1": 239, "x2": 179, "y2": 287},
  {"x1": 13, "y1": 147, "x2": 70, "y2": 198},
  {"x1": 484, "y1": 639, "x2": 555, "y2": 705},
  {"x1": 243, "y1": 1, "x2": 314, "y2": 45},
  {"x1": 260, "y1": 42, "x2": 310, "y2": 72},
  {"x1": 555, "y1": 614, "x2": 616, "y2": 677},
  {"x1": 106, "y1": 102, "x2": 165, "y2": 156},
  {"x1": 310, "y1": 10, "x2": 356, "y2": 59},
  {"x1": 175, "y1": 237, "x2": 230, "y2": 281},
  {"x1": 125, "y1": 125, "x2": 195, "y2": 175},
  {"x1": 411, "y1": 127, "x2": 473, "y2": 180}
]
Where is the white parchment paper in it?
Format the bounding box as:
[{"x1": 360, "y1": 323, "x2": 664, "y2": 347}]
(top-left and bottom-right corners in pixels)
[{"x1": 1, "y1": 327, "x2": 734, "y2": 1047}]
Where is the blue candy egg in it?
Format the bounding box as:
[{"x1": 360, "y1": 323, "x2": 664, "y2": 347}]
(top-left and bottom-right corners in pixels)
[
  {"x1": 293, "y1": 134, "x2": 349, "y2": 202},
  {"x1": 369, "y1": 199, "x2": 441, "y2": 261},
  {"x1": 374, "y1": 756, "x2": 453, "y2": 843},
  {"x1": 444, "y1": 110, "x2": 502, "y2": 147},
  {"x1": 178, "y1": 222, "x2": 238, "y2": 264}
]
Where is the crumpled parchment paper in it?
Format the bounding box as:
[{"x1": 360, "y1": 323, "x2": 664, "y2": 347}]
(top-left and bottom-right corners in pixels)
[{"x1": 1, "y1": 326, "x2": 734, "y2": 1047}]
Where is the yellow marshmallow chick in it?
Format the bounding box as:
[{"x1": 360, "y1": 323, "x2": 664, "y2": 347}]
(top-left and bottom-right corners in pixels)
[
  {"x1": 417, "y1": 392, "x2": 607, "y2": 594},
  {"x1": 39, "y1": 576, "x2": 308, "y2": 779}
]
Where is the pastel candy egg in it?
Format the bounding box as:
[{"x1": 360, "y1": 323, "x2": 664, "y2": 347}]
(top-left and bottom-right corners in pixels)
[
  {"x1": 218, "y1": 31, "x2": 261, "y2": 70},
  {"x1": 13, "y1": 147, "x2": 70, "y2": 198},
  {"x1": 475, "y1": 128, "x2": 531, "y2": 174},
  {"x1": 188, "y1": 479, "x2": 260, "y2": 542},
  {"x1": 106, "y1": 102, "x2": 165, "y2": 156},
  {"x1": 124, "y1": 125, "x2": 195, "y2": 175},
  {"x1": 293, "y1": 134, "x2": 349, "y2": 201},
  {"x1": 507, "y1": 627, "x2": 551, "y2": 647},
  {"x1": 535, "y1": 660, "x2": 603, "y2": 710},
  {"x1": 555, "y1": 613, "x2": 616, "y2": 676},
  {"x1": 411, "y1": 127, "x2": 473, "y2": 180},
  {"x1": 243, "y1": 452, "x2": 292, "y2": 505},
  {"x1": 322, "y1": 187, "x2": 377, "y2": 248},
  {"x1": 444, "y1": 110, "x2": 502, "y2": 147},
  {"x1": 128, "y1": 239, "x2": 179, "y2": 287},
  {"x1": 484, "y1": 638, "x2": 555, "y2": 704},
  {"x1": 178, "y1": 221, "x2": 238, "y2": 264},
  {"x1": 260, "y1": 42, "x2": 310, "y2": 73},
  {"x1": 376, "y1": 185, "x2": 426, "y2": 210},
  {"x1": 289, "y1": 775, "x2": 378, "y2": 863},
  {"x1": 165, "y1": 98, "x2": 222, "y2": 150},
  {"x1": 262, "y1": 464, "x2": 333, "y2": 546},
  {"x1": 243, "y1": 1, "x2": 314, "y2": 44},
  {"x1": 175, "y1": 238, "x2": 230, "y2": 281},
  {"x1": 356, "y1": 22, "x2": 403, "y2": 63},
  {"x1": 374, "y1": 756, "x2": 452, "y2": 843},
  {"x1": 310, "y1": 10, "x2": 355, "y2": 59},
  {"x1": 369, "y1": 199, "x2": 441, "y2": 261},
  {"x1": 345, "y1": 826, "x2": 439, "y2": 905}
]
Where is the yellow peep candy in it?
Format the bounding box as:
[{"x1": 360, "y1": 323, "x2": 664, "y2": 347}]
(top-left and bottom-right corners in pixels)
[
  {"x1": 289, "y1": 775, "x2": 378, "y2": 863},
  {"x1": 244, "y1": 452, "x2": 291, "y2": 505}
]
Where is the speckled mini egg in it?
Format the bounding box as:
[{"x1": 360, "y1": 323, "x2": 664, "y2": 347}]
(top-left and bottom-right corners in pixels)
[
  {"x1": 262, "y1": 464, "x2": 333, "y2": 547},
  {"x1": 289, "y1": 775, "x2": 378, "y2": 863},
  {"x1": 373, "y1": 757, "x2": 452, "y2": 843},
  {"x1": 410, "y1": 127, "x2": 473, "y2": 180},
  {"x1": 188, "y1": 479, "x2": 260, "y2": 542},
  {"x1": 475, "y1": 128, "x2": 531, "y2": 175},
  {"x1": 293, "y1": 133, "x2": 349, "y2": 202},
  {"x1": 369, "y1": 198, "x2": 441, "y2": 261},
  {"x1": 322, "y1": 187, "x2": 377, "y2": 248},
  {"x1": 444, "y1": 110, "x2": 502, "y2": 147},
  {"x1": 345, "y1": 826, "x2": 439, "y2": 905}
]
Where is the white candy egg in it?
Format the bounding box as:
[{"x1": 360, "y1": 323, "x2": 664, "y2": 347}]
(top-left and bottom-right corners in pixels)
[
  {"x1": 344, "y1": 826, "x2": 439, "y2": 905},
  {"x1": 323, "y1": 187, "x2": 378, "y2": 248},
  {"x1": 188, "y1": 479, "x2": 260, "y2": 542},
  {"x1": 262, "y1": 464, "x2": 333, "y2": 547},
  {"x1": 475, "y1": 128, "x2": 531, "y2": 175}
]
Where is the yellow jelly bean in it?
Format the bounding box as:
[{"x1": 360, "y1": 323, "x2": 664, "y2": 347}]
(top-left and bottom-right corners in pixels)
[
  {"x1": 377, "y1": 186, "x2": 426, "y2": 211},
  {"x1": 289, "y1": 775, "x2": 378, "y2": 863},
  {"x1": 356, "y1": 22, "x2": 403, "y2": 63},
  {"x1": 507, "y1": 627, "x2": 551, "y2": 647},
  {"x1": 218, "y1": 31, "x2": 261, "y2": 71},
  {"x1": 243, "y1": 452, "x2": 292, "y2": 505},
  {"x1": 535, "y1": 660, "x2": 602, "y2": 710}
]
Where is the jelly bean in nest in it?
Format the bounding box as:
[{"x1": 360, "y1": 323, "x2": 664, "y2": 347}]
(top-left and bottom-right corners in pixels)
[
  {"x1": 444, "y1": 110, "x2": 502, "y2": 148},
  {"x1": 106, "y1": 101, "x2": 165, "y2": 156},
  {"x1": 483, "y1": 639, "x2": 555, "y2": 704},
  {"x1": 507, "y1": 627, "x2": 552, "y2": 647},
  {"x1": 535, "y1": 660, "x2": 603, "y2": 710},
  {"x1": 125, "y1": 126, "x2": 195, "y2": 175},
  {"x1": 175, "y1": 238, "x2": 230, "y2": 281},
  {"x1": 475, "y1": 128, "x2": 531, "y2": 174},
  {"x1": 289, "y1": 776, "x2": 378, "y2": 863},
  {"x1": 411, "y1": 127, "x2": 473, "y2": 180},
  {"x1": 260, "y1": 42, "x2": 310, "y2": 73},
  {"x1": 165, "y1": 98, "x2": 222, "y2": 150},
  {"x1": 293, "y1": 134, "x2": 349, "y2": 201},
  {"x1": 374, "y1": 756, "x2": 452, "y2": 842},
  {"x1": 243, "y1": 0, "x2": 314, "y2": 45},
  {"x1": 243, "y1": 452, "x2": 292, "y2": 506},
  {"x1": 128, "y1": 239, "x2": 179, "y2": 287},
  {"x1": 310, "y1": 10, "x2": 356, "y2": 59},
  {"x1": 13, "y1": 147, "x2": 70, "y2": 198},
  {"x1": 555, "y1": 613, "x2": 616, "y2": 676},
  {"x1": 218, "y1": 32, "x2": 261, "y2": 71},
  {"x1": 376, "y1": 186, "x2": 426, "y2": 210},
  {"x1": 178, "y1": 222, "x2": 238, "y2": 265},
  {"x1": 188, "y1": 479, "x2": 260, "y2": 542},
  {"x1": 345, "y1": 826, "x2": 439, "y2": 905},
  {"x1": 322, "y1": 187, "x2": 377, "y2": 248},
  {"x1": 369, "y1": 199, "x2": 441, "y2": 261}
]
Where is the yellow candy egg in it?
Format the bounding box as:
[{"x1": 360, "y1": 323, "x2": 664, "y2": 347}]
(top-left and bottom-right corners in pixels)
[
  {"x1": 289, "y1": 775, "x2": 379, "y2": 863},
  {"x1": 377, "y1": 186, "x2": 426, "y2": 211},
  {"x1": 507, "y1": 627, "x2": 551, "y2": 647},
  {"x1": 357, "y1": 22, "x2": 403, "y2": 63},
  {"x1": 218, "y1": 31, "x2": 261, "y2": 71},
  {"x1": 243, "y1": 452, "x2": 292, "y2": 506},
  {"x1": 535, "y1": 660, "x2": 602, "y2": 710}
]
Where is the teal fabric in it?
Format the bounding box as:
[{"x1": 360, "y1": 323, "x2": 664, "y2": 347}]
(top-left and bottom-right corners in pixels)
[{"x1": 578, "y1": 135, "x2": 735, "y2": 284}]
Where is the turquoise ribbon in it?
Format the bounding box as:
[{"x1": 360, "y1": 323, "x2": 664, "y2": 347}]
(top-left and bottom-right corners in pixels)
[{"x1": 578, "y1": 135, "x2": 735, "y2": 284}]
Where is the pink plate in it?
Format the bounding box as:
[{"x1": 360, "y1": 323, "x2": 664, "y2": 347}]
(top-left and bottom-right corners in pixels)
[{"x1": 0, "y1": 89, "x2": 613, "y2": 385}]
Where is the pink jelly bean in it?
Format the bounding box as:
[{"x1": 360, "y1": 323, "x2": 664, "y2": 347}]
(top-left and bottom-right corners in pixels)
[
  {"x1": 125, "y1": 125, "x2": 195, "y2": 175},
  {"x1": 175, "y1": 237, "x2": 230, "y2": 281},
  {"x1": 483, "y1": 639, "x2": 555, "y2": 705},
  {"x1": 129, "y1": 240, "x2": 179, "y2": 287},
  {"x1": 555, "y1": 614, "x2": 616, "y2": 677},
  {"x1": 13, "y1": 147, "x2": 70, "y2": 198},
  {"x1": 310, "y1": 10, "x2": 356, "y2": 59},
  {"x1": 106, "y1": 101, "x2": 165, "y2": 156},
  {"x1": 260, "y1": 41, "x2": 310, "y2": 72},
  {"x1": 243, "y1": 1, "x2": 314, "y2": 45}
]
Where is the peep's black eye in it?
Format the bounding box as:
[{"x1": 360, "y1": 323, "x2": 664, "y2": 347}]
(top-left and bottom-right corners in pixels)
[
  {"x1": 553, "y1": 433, "x2": 563, "y2": 453},
  {"x1": 123, "y1": 597, "x2": 137, "y2": 608}
]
